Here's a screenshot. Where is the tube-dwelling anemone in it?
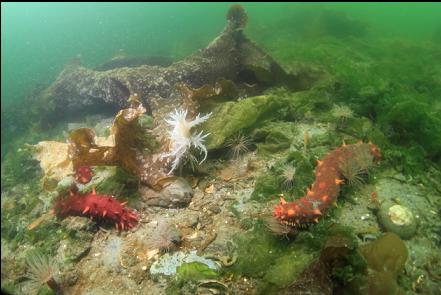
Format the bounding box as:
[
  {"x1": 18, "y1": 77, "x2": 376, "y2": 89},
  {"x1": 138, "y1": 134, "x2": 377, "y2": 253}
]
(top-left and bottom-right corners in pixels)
[
  {"x1": 338, "y1": 147, "x2": 374, "y2": 187},
  {"x1": 224, "y1": 132, "x2": 252, "y2": 160},
  {"x1": 264, "y1": 216, "x2": 297, "y2": 238},
  {"x1": 25, "y1": 250, "x2": 61, "y2": 295},
  {"x1": 279, "y1": 164, "x2": 297, "y2": 191},
  {"x1": 331, "y1": 104, "x2": 354, "y2": 123},
  {"x1": 145, "y1": 221, "x2": 182, "y2": 253}
]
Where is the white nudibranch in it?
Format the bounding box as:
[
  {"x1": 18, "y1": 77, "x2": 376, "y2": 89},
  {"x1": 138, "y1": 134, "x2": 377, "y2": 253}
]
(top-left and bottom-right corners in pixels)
[{"x1": 163, "y1": 108, "x2": 212, "y2": 174}]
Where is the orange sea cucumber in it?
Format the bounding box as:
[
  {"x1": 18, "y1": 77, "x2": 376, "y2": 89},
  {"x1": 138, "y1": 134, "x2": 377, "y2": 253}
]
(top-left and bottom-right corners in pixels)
[{"x1": 273, "y1": 142, "x2": 381, "y2": 226}]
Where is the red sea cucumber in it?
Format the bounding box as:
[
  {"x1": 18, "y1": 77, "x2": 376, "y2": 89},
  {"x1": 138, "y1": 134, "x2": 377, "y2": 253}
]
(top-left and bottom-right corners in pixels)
[
  {"x1": 273, "y1": 142, "x2": 381, "y2": 226},
  {"x1": 75, "y1": 166, "x2": 94, "y2": 184},
  {"x1": 54, "y1": 188, "x2": 138, "y2": 230}
]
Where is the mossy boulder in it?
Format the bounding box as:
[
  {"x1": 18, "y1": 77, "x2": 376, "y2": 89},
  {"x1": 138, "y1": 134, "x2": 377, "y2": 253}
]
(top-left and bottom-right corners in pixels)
[
  {"x1": 203, "y1": 95, "x2": 283, "y2": 150},
  {"x1": 230, "y1": 227, "x2": 283, "y2": 277},
  {"x1": 55, "y1": 166, "x2": 139, "y2": 208},
  {"x1": 253, "y1": 121, "x2": 298, "y2": 154},
  {"x1": 202, "y1": 91, "x2": 312, "y2": 150},
  {"x1": 57, "y1": 230, "x2": 93, "y2": 263}
]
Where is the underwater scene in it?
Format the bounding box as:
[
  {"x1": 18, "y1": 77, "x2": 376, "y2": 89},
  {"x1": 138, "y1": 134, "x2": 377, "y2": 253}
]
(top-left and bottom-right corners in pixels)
[{"x1": 1, "y1": 2, "x2": 441, "y2": 294}]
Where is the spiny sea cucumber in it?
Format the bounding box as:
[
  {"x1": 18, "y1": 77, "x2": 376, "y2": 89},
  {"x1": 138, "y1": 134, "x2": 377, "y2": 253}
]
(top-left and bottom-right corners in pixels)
[
  {"x1": 54, "y1": 188, "x2": 138, "y2": 230},
  {"x1": 273, "y1": 142, "x2": 381, "y2": 226}
]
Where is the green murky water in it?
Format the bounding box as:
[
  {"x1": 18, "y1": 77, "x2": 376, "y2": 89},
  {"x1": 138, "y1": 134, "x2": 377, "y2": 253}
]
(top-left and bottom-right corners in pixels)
[{"x1": 1, "y1": 3, "x2": 441, "y2": 295}]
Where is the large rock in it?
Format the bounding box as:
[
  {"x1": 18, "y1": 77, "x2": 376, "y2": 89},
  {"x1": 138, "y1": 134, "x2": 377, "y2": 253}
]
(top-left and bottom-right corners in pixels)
[
  {"x1": 40, "y1": 5, "x2": 302, "y2": 122},
  {"x1": 202, "y1": 91, "x2": 308, "y2": 150},
  {"x1": 140, "y1": 177, "x2": 193, "y2": 208}
]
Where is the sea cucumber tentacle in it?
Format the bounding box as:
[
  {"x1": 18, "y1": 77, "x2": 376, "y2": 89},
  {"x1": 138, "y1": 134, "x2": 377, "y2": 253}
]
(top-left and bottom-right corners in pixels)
[{"x1": 273, "y1": 142, "x2": 380, "y2": 226}]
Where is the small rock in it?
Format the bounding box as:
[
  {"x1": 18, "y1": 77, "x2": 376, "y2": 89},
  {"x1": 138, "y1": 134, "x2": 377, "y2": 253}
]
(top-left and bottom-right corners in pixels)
[
  {"x1": 62, "y1": 268, "x2": 79, "y2": 286},
  {"x1": 208, "y1": 204, "x2": 221, "y2": 214},
  {"x1": 62, "y1": 216, "x2": 93, "y2": 232},
  {"x1": 377, "y1": 202, "x2": 417, "y2": 239},
  {"x1": 56, "y1": 176, "x2": 76, "y2": 194},
  {"x1": 205, "y1": 184, "x2": 215, "y2": 194},
  {"x1": 57, "y1": 233, "x2": 92, "y2": 262},
  {"x1": 101, "y1": 236, "x2": 124, "y2": 268}
]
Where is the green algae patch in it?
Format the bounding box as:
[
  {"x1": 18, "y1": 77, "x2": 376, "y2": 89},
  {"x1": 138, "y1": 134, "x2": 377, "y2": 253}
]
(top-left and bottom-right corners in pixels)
[
  {"x1": 228, "y1": 223, "x2": 317, "y2": 292},
  {"x1": 166, "y1": 262, "x2": 219, "y2": 295},
  {"x1": 279, "y1": 151, "x2": 315, "y2": 197},
  {"x1": 1, "y1": 145, "x2": 42, "y2": 190},
  {"x1": 253, "y1": 122, "x2": 298, "y2": 154},
  {"x1": 0, "y1": 281, "x2": 18, "y2": 295},
  {"x1": 202, "y1": 91, "x2": 313, "y2": 151},
  {"x1": 384, "y1": 99, "x2": 441, "y2": 161},
  {"x1": 78, "y1": 166, "x2": 138, "y2": 197},
  {"x1": 360, "y1": 232, "x2": 408, "y2": 276},
  {"x1": 251, "y1": 151, "x2": 314, "y2": 203},
  {"x1": 262, "y1": 250, "x2": 315, "y2": 288},
  {"x1": 229, "y1": 226, "x2": 284, "y2": 277},
  {"x1": 176, "y1": 262, "x2": 219, "y2": 281},
  {"x1": 250, "y1": 173, "x2": 279, "y2": 202},
  {"x1": 359, "y1": 232, "x2": 408, "y2": 295}
]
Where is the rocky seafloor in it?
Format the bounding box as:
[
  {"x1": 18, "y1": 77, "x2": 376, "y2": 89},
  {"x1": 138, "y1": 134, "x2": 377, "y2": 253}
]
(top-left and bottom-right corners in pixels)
[{"x1": 2, "y1": 6, "x2": 441, "y2": 295}]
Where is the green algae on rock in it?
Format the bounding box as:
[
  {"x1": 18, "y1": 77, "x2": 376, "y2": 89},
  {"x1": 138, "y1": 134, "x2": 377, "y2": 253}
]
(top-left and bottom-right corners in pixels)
[
  {"x1": 176, "y1": 262, "x2": 219, "y2": 281},
  {"x1": 253, "y1": 122, "x2": 298, "y2": 154},
  {"x1": 262, "y1": 250, "x2": 315, "y2": 289},
  {"x1": 77, "y1": 166, "x2": 138, "y2": 197},
  {"x1": 228, "y1": 223, "x2": 317, "y2": 293},
  {"x1": 202, "y1": 94, "x2": 287, "y2": 150},
  {"x1": 150, "y1": 250, "x2": 219, "y2": 277}
]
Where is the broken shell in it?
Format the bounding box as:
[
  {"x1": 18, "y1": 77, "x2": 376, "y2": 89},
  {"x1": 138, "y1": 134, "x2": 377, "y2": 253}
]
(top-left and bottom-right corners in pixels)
[
  {"x1": 198, "y1": 280, "x2": 228, "y2": 291},
  {"x1": 205, "y1": 184, "x2": 215, "y2": 194}
]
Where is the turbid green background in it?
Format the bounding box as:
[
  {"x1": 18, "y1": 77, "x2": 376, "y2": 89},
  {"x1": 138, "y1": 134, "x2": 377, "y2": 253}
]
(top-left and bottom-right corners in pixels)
[{"x1": 2, "y1": 2, "x2": 440, "y2": 109}]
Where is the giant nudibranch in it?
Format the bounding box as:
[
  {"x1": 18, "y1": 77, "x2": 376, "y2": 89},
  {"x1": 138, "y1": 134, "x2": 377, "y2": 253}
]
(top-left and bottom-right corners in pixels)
[
  {"x1": 273, "y1": 142, "x2": 381, "y2": 226},
  {"x1": 162, "y1": 108, "x2": 211, "y2": 174}
]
